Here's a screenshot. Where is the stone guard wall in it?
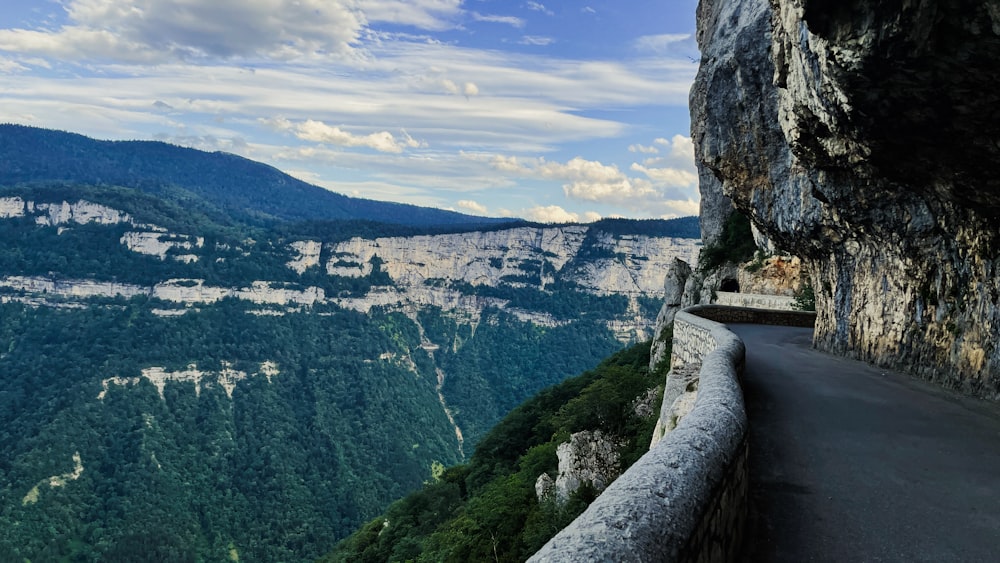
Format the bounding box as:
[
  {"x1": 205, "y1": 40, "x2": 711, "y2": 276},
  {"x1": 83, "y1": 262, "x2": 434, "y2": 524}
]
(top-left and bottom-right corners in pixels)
[
  {"x1": 714, "y1": 291, "x2": 797, "y2": 312},
  {"x1": 529, "y1": 305, "x2": 815, "y2": 562}
]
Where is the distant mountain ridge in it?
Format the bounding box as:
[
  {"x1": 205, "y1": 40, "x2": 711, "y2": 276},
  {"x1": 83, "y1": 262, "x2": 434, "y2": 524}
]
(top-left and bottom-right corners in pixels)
[
  {"x1": 0, "y1": 123, "x2": 516, "y2": 227},
  {"x1": 0, "y1": 125, "x2": 701, "y2": 561}
]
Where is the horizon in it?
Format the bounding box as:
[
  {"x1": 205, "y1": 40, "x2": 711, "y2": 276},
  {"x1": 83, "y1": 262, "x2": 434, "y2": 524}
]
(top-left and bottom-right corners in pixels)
[{"x1": 0, "y1": 0, "x2": 700, "y2": 223}]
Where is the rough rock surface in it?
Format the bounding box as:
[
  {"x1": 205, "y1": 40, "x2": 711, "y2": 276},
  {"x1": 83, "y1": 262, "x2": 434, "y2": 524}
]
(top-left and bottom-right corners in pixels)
[
  {"x1": 650, "y1": 258, "x2": 692, "y2": 370},
  {"x1": 327, "y1": 227, "x2": 700, "y2": 296},
  {"x1": 693, "y1": 0, "x2": 1000, "y2": 398},
  {"x1": 549, "y1": 430, "x2": 622, "y2": 503},
  {"x1": 738, "y1": 255, "x2": 803, "y2": 297}
]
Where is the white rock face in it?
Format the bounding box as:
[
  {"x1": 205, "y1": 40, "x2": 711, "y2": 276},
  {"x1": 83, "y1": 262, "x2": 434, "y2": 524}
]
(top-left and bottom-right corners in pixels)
[
  {"x1": 287, "y1": 240, "x2": 323, "y2": 274},
  {"x1": 121, "y1": 232, "x2": 204, "y2": 261},
  {"x1": 99, "y1": 361, "x2": 279, "y2": 400},
  {"x1": 0, "y1": 197, "x2": 26, "y2": 218},
  {"x1": 327, "y1": 226, "x2": 589, "y2": 285},
  {"x1": 0, "y1": 198, "x2": 207, "y2": 262},
  {"x1": 326, "y1": 227, "x2": 699, "y2": 298},
  {"x1": 0, "y1": 275, "x2": 149, "y2": 299},
  {"x1": 552, "y1": 430, "x2": 622, "y2": 503},
  {"x1": 34, "y1": 201, "x2": 132, "y2": 226}
]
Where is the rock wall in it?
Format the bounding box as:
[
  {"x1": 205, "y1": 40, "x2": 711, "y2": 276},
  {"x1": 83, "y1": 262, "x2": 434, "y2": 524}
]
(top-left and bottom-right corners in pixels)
[
  {"x1": 693, "y1": 0, "x2": 1000, "y2": 399},
  {"x1": 715, "y1": 292, "x2": 796, "y2": 311},
  {"x1": 325, "y1": 227, "x2": 700, "y2": 297}
]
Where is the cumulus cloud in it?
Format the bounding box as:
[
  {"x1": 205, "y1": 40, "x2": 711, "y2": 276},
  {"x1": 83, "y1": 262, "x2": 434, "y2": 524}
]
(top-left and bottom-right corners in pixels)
[
  {"x1": 266, "y1": 118, "x2": 421, "y2": 153},
  {"x1": 456, "y1": 199, "x2": 489, "y2": 215},
  {"x1": 521, "y1": 205, "x2": 591, "y2": 224},
  {"x1": 660, "y1": 198, "x2": 700, "y2": 218},
  {"x1": 630, "y1": 163, "x2": 697, "y2": 187},
  {"x1": 490, "y1": 154, "x2": 660, "y2": 206},
  {"x1": 629, "y1": 134, "x2": 698, "y2": 189},
  {"x1": 441, "y1": 79, "x2": 479, "y2": 97},
  {"x1": 487, "y1": 145, "x2": 700, "y2": 216}
]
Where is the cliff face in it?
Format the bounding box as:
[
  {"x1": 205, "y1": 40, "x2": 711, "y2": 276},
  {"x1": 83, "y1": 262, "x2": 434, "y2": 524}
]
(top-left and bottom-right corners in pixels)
[
  {"x1": 693, "y1": 0, "x2": 1000, "y2": 397},
  {"x1": 0, "y1": 197, "x2": 700, "y2": 340}
]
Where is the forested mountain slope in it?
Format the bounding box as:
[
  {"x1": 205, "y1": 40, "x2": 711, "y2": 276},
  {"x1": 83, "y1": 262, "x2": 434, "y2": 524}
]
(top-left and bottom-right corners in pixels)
[
  {"x1": 0, "y1": 124, "x2": 514, "y2": 227},
  {"x1": 0, "y1": 129, "x2": 698, "y2": 561}
]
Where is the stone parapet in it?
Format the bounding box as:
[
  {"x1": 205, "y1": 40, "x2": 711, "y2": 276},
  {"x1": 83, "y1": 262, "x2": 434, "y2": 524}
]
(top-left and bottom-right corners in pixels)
[
  {"x1": 715, "y1": 291, "x2": 797, "y2": 311},
  {"x1": 529, "y1": 305, "x2": 815, "y2": 562}
]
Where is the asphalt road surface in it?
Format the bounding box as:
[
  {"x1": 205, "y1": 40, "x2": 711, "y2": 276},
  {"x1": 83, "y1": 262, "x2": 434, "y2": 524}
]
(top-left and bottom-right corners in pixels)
[{"x1": 732, "y1": 324, "x2": 1000, "y2": 562}]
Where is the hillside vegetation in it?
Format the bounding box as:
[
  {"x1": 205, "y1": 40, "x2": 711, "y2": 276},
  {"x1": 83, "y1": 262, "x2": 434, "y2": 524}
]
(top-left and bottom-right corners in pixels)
[
  {"x1": 0, "y1": 125, "x2": 694, "y2": 560},
  {"x1": 324, "y1": 341, "x2": 665, "y2": 563}
]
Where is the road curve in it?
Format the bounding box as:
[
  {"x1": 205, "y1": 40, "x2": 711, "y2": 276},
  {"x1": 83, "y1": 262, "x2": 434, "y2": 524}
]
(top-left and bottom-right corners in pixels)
[{"x1": 732, "y1": 324, "x2": 1000, "y2": 562}]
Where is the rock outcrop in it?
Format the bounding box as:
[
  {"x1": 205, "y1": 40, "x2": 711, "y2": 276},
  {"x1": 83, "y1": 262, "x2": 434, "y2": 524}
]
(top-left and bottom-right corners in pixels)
[
  {"x1": 536, "y1": 430, "x2": 623, "y2": 503},
  {"x1": 650, "y1": 258, "x2": 692, "y2": 370},
  {"x1": 693, "y1": 0, "x2": 1000, "y2": 398}
]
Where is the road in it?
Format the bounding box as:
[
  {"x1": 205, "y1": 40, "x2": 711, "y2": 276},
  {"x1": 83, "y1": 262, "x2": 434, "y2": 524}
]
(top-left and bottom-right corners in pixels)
[{"x1": 732, "y1": 324, "x2": 1000, "y2": 562}]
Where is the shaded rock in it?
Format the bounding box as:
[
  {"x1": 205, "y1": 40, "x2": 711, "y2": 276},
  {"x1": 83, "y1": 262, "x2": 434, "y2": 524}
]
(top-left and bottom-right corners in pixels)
[{"x1": 692, "y1": 0, "x2": 1000, "y2": 398}]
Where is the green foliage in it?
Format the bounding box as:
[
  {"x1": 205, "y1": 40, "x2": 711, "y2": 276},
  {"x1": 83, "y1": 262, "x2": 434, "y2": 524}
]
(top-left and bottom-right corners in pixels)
[
  {"x1": 0, "y1": 297, "x2": 626, "y2": 562},
  {"x1": 744, "y1": 249, "x2": 769, "y2": 273},
  {"x1": 698, "y1": 211, "x2": 758, "y2": 272},
  {"x1": 793, "y1": 281, "x2": 817, "y2": 312},
  {"x1": 588, "y1": 216, "x2": 700, "y2": 238},
  {"x1": 324, "y1": 341, "x2": 665, "y2": 563}
]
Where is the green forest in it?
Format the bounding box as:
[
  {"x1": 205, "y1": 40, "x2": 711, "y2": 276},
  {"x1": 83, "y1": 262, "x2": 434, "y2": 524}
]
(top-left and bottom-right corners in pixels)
[
  {"x1": 0, "y1": 299, "x2": 623, "y2": 561},
  {"x1": 324, "y1": 341, "x2": 665, "y2": 562},
  {"x1": 0, "y1": 125, "x2": 695, "y2": 561}
]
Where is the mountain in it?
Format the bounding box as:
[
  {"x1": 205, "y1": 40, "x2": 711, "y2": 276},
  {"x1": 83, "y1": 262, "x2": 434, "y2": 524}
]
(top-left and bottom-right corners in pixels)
[
  {"x1": 0, "y1": 130, "x2": 699, "y2": 561},
  {"x1": 0, "y1": 124, "x2": 516, "y2": 228},
  {"x1": 324, "y1": 340, "x2": 664, "y2": 563}
]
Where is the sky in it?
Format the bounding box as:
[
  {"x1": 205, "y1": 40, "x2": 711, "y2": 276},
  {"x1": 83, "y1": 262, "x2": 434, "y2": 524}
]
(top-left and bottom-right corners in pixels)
[{"x1": 0, "y1": 0, "x2": 702, "y2": 223}]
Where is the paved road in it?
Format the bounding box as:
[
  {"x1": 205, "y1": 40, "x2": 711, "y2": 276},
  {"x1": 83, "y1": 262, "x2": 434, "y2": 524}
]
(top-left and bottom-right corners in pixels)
[{"x1": 732, "y1": 324, "x2": 1000, "y2": 562}]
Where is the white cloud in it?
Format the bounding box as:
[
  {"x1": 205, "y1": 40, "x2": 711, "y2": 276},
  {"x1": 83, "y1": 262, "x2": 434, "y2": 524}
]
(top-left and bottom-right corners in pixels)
[
  {"x1": 456, "y1": 200, "x2": 489, "y2": 215},
  {"x1": 629, "y1": 143, "x2": 659, "y2": 154},
  {"x1": 0, "y1": 56, "x2": 27, "y2": 73},
  {"x1": 520, "y1": 36, "x2": 555, "y2": 46},
  {"x1": 526, "y1": 2, "x2": 554, "y2": 16},
  {"x1": 633, "y1": 34, "x2": 693, "y2": 54},
  {"x1": 471, "y1": 13, "x2": 526, "y2": 28},
  {"x1": 463, "y1": 82, "x2": 479, "y2": 97},
  {"x1": 267, "y1": 118, "x2": 418, "y2": 153},
  {"x1": 630, "y1": 163, "x2": 697, "y2": 187},
  {"x1": 660, "y1": 198, "x2": 700, "y2": 218},
  {"x1": 627, "y1": 134, "x2": 698, "y2": 190},
  {"x1": 522, "y1": 205, "x2": 583, "y2": 224},
  {"x1": 490, "y1": 155, "x2": 660, "y2": 206},
  {"x1": 360, "y1": 0, "x2": 463, "y2": 31},
  {"x1": 0, "y1": 0, "x2": 367, "y2": 62}
]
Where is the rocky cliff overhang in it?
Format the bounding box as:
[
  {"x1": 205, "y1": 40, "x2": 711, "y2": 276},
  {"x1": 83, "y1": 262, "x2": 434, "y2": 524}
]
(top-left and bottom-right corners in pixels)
[{"x1": 692, "y1": 0, "x2": 1000, "y2": 398}]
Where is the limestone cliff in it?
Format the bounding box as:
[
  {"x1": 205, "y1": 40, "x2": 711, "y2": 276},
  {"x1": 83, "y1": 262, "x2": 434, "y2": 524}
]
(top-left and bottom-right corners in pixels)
[
  {"x1": 693, "y1": 0, "x2": 1000, "y2": 398},
  {"x1": 0, "y1": 197, "x2": 700, "y2": 340}
]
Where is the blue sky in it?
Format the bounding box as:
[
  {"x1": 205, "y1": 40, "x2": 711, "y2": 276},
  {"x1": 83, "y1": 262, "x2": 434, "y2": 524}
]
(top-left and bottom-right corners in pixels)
[{"x1": 0, "y1": 0, "x2": 701, "y2": 222}]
